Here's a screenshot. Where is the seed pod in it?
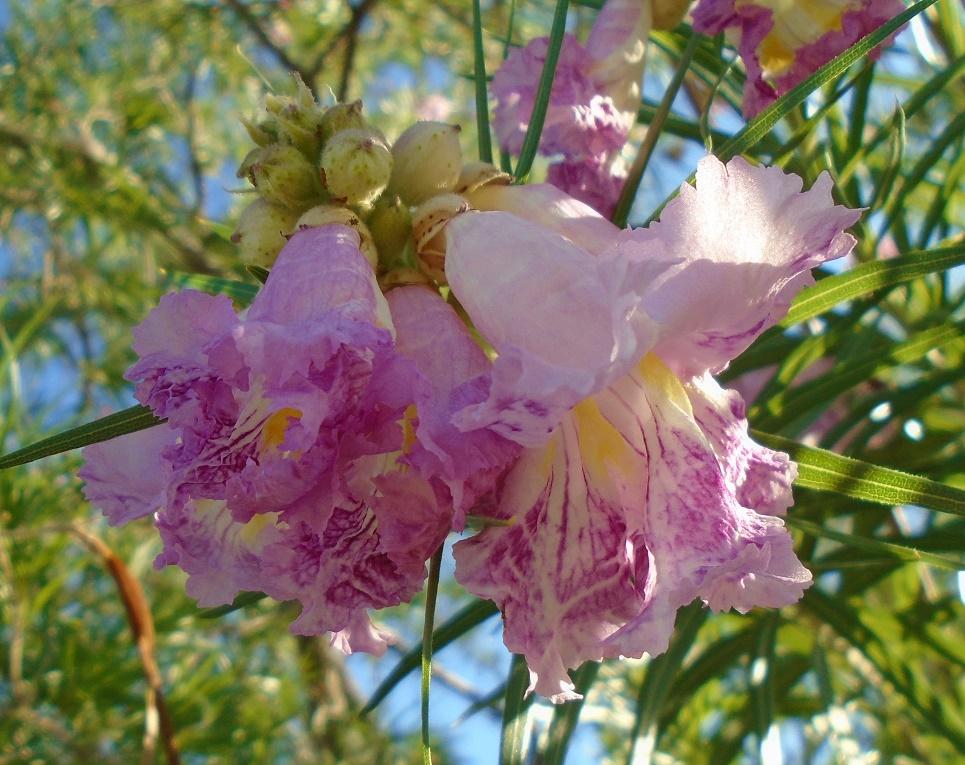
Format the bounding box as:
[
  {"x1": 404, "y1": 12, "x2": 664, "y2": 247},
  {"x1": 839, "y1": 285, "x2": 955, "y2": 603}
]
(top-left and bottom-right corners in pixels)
[
  {"x1": 320, "y1": 100, "x2": 367, "y2": 143},
  {"x1": 320, "y1": 128, "x2": 393, "y2": 206},
  {"x1": 455, "y1": 161, "x2": 512, "y2": 195},
  {"x1": 388, "y1": 121, "x2": 463, "y2": 206},
  {"x1": 367, "y1": 195, "x2": 412, "y2": 265},
  {"x1": 412, "y1": 193, "x2": 470, "y2": 284},
  {"x1": 240, "y1": 144, "x2": 322, "y2": 211},
  {"x1": 295, "y1": 205, "x2": 379, "y2": 269},
  {"x1": 231, "y1": 198, "x2": 300, "y2": 267}
]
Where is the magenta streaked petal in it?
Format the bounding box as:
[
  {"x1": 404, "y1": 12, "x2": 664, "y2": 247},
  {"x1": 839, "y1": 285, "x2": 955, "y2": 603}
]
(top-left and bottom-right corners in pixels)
[
  {"x1": 685, "y1": 374, "x2": 796, "y2": 516},
  {"x1": 546, "y1": 156, "x2": 627, "y2": 219}
]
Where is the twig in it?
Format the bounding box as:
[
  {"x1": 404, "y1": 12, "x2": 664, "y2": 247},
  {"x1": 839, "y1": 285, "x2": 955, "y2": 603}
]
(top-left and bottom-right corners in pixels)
[
  {"x1": 224, "y1": 0, "x2": 314, "y2": 85},
  {"x1": 308, "y1": 0, "x2": 379, "y2": 84}
]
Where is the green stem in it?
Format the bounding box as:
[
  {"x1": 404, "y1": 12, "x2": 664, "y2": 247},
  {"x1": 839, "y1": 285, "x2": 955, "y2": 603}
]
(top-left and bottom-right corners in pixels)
[
  {"x1": 472, "y1": 0, "x2": 493, "y2": 163},
  {"x1": 611, "y1": 32, "x2": 700, "y2": 228},
  {"x1": 420, "y1": 544, "x2": 445, "y2": 765}
]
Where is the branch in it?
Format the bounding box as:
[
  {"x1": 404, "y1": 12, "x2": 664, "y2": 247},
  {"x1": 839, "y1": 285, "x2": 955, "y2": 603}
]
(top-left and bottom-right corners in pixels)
[{"x1": 224, "y1": 0, "x2": 314, "y2": 85}]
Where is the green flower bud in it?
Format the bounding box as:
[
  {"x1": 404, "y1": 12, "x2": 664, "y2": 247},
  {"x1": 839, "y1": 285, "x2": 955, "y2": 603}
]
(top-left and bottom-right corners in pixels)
[
  {"x1": 320, "y1": 128, "x2": 393, "y2": 206},
  {"x1": 388, "y1": 121, "x2": 463, "y2": 206},
  {"x1": 239, "y1": 144, "x2": 321, "y2": 212},
  {"x1": 653, "y1": 0, "x2": 690, "y2": 30},
  {"x1": 455, "y1": 161, "x2": 512, "y2": 195},
  {"x1": 320, "y1": 100, "x2": 366, "y2": 143},
  {"x1": 295, "y1": 205, "x2": 378, "y2": 269},
  {"x1": 367, "y1": 195, "x2": 412, "y2": 265},
  {"x1": 241, "y1": 117, "x2": 278, "y2": 147},
  {"x1": 262, "y1": 74, "x2": 325, "y2": 157},
  {"x1": 230, "y1": 198, "x2": 299, "y2": 267}
]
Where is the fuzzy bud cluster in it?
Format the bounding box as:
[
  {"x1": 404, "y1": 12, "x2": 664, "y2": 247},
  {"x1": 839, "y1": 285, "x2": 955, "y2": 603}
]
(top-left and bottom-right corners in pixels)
[{"x1": 231, "y1": 84, "x2": 508, "y2": 284}]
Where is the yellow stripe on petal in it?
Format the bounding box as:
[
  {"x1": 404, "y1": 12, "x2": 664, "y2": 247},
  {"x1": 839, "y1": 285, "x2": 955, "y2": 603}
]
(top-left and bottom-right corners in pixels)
[
  {"x1": 261, "y1": 407, "x2": 302, "y2": 451},
  {"x1": 400, "y1": 404, "x2": 419, "y2": 455},
  {"x1": 571, "y1": 398, "x2": 638, "y2": 483},
  {"x1": 637, "y1": 354, "x2": 693, "y2": 417}
]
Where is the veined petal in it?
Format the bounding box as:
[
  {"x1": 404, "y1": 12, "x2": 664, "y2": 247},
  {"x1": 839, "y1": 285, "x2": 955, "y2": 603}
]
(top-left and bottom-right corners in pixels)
[
  {"x1": 454, "y1": 405, "x2": 652, "y2": 702},
  {"x1": 80, "y1": 426, "x2": 176, "y2": 525},
  {"x1": 622, "y1": 155, "x2": 861, "y2": 376},
  {"x1": 248, "y1": 225, "x2": 392, "y2": 331},
  {"x1": 685, "y1": 373, "x2": 796, "y2": 516},
  {"x1": 546, "y1": 156, "x2": 627, "y2": 219}
]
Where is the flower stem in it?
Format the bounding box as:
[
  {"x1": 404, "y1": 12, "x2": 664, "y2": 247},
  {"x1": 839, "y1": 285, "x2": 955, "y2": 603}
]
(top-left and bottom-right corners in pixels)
[{"x1": 421, "y1": 544, "x2": 445, "y2": 765}]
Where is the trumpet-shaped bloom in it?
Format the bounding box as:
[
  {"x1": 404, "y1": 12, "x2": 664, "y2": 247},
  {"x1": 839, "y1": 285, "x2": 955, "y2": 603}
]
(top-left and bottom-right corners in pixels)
[
  {"x1": 491, "y1": 0, "x2": 650, "y2": 213},
  {"x1": 81, "y1": 225, "x2": 513, "y2": 652},
  {"x1": 693, "y1": 0, "x2": 905, "y2": 116},
  {"x1": 444, "y1": 155, "x2": 860, "y2": 701}
]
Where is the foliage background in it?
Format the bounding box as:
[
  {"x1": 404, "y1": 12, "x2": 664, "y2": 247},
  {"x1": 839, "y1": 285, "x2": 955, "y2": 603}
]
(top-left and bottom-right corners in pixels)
[{"x1": 0, "y1": 1, "x2": 962, "y2": 763}]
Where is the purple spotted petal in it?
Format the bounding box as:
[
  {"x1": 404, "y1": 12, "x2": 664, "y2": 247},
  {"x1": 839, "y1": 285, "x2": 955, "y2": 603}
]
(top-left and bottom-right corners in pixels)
[
  {"x1": 621, "y1": 155, "x2": 861, "y2": 376},
  {"x1": 491, "y1": 35, "x2": 628, "y2": 158},
  {"x1": 685, "y1": 374, "x2": 796, "y2": 516},
  {"x1": 455, "y1": 356, "x2": 810, "y2": 701},
  {"x1": 546, "y1": 156, "x2": 627, "y2": 219}
]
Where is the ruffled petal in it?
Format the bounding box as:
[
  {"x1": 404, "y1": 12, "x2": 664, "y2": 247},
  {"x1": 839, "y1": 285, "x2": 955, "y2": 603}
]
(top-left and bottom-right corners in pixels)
[
  {"x1": 685, "y1": 373, "x2": 796, "y2": 516},
  {"x1": 453, "y1": 405, "x2": 652, "y2": 702},
  {"x1": 444, "y1": 211, "x2": 663, "y2": 445},
  {"x1": 546, "y1": 156, "x2": 627, "y2": 219},
  {"x1": 621, "y1": 155, "x2": 861, "y2": 376},
  {"x1": 80, "y1": 426, "x2": 176, "y2": 525},
  {"x1": 131, "y1": 290, "x2": 239, "y2": 359},
  {"x1": 387, "y1": 286, "x2": 519, "y2": 518}
]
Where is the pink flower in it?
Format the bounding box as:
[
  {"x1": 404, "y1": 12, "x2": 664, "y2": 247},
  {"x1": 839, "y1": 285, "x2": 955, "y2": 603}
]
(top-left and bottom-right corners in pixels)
[
  {"x1": 693, "y1": 0, "x2": 905, "y2": 117},
  {"x1": 442, "y1": 156, "x2": 861, "y2": 701},
  {"x1": 81, "y1": 225, "x2": 516, "y2": 653},
  {"x1": 491, "y1": 0, "x2": 651, "y2": 214}
]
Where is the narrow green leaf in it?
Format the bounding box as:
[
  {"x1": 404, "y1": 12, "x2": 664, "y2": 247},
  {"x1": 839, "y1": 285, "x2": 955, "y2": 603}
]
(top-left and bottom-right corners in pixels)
[
  {"x1": 0, "y1": 405, "x2": 163, "y2": 470},
  {"x1": 197, "y1": 591, "x2": 267, "y2": 618},
  {"x1": 539, "y1": 661, "x2": 601, "y2": 765},
  {"x1": 781, "y1": 245, "x2": 965, "y2": 327},
  {"x1": 645, "y1": 0, "x2": 940, "y2": 224},
  {"x1": 612, "y1": 32, "x2": 700, "y2": 227},
  {"x1": 787, "y1": 517, "x2": 965, "y2": 571},
  {"x1": 245, "y1": 264, "x2": 270, "y2": 284},
  {"x1": 361, "y1": 598, "x2": 499, "y2": 714},
  {"x1": 753, "y1": 322, "x2": 963, "y2": 431},
  {"x1": 625, "y1": 602, "x2": 706, "y2": 765},
  {"x1": 868, "y1": 103, "x2": 906, "y2": 211},
  {"x1": 472, "y1": 0, "x2": 494, "y2": 163},
  {"x1": 751, "y1": 614, "x2": 779, "y2": 762},
  {"x1": 717, "y1": 0, "x2": 937, "y2": 162},
  {"x1": 421, "y1": 545, "x2": 444, "y2": 765},
  {"x1": 501, "y1": 653, "x2": 535, "y2": 765},
  {"x1": 752, "y1": 430, "x2": 965, "y2": 517},
  {"x1": 513, "y1": 0, "x2": 570, "y2": 181},
  {"x1": 164, "y1": 271, "x2": 260, "y2": 305}
]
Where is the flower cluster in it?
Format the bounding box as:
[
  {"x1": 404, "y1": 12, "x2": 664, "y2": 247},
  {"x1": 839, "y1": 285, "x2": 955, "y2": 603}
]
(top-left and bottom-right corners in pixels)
[{"x1": 81, "y1": 6, "x2": 870, "y2": 702}]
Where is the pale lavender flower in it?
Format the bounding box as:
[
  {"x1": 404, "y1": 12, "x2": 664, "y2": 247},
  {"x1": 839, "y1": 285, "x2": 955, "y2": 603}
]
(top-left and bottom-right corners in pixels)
[
  {"x1": 442, "y1": 156, "x2": 861, "y2": 701},
  {"x1": 81, "y1": 225, "x2": 515, "y2": 653},
  {"x1": 693, "y1": 0, "x2": 905, "y2": 117}
]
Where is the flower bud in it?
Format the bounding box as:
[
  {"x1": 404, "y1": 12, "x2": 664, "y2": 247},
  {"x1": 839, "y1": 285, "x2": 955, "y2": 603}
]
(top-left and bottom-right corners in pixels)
[
  {"x1": 388, "y1": 121, "x2": 463, "y2": 206},
  {"x1": 295, "y1": 205, "x2": 378, "y2": 269},
  {"x1": 241, "y1": 117, "x2": 278, "y2": 147},
  {"x1": 320, "y1": 128, "x2": 393, "y2": 206},
  {"x1": 367, "y1": 195, "x2": 412, "y2": 265},
  {"x1": 412, "y1": 193, "x2": 470, "y2": 284},
  {"x1": 379, "y1": 267, "x2": 432, "y2": 292},
  {"x1": 455, "y1": 161, "x2": 512, "y2": 195},
  {"x1": 263, "y1": 74, "x2": 325, "y2": 157},
  {"x1": 239, "y1": 144, "x2": 322, "y2": 211},
  {"x1": 320, "y1": 100, "x2": 367, "y2": 143},
  {"x1": 652, "y1": 0, "x2": 691, "y2": 30},
  {"x1": 230, "y1": 198, "x2": 300, "y2": 267}
]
